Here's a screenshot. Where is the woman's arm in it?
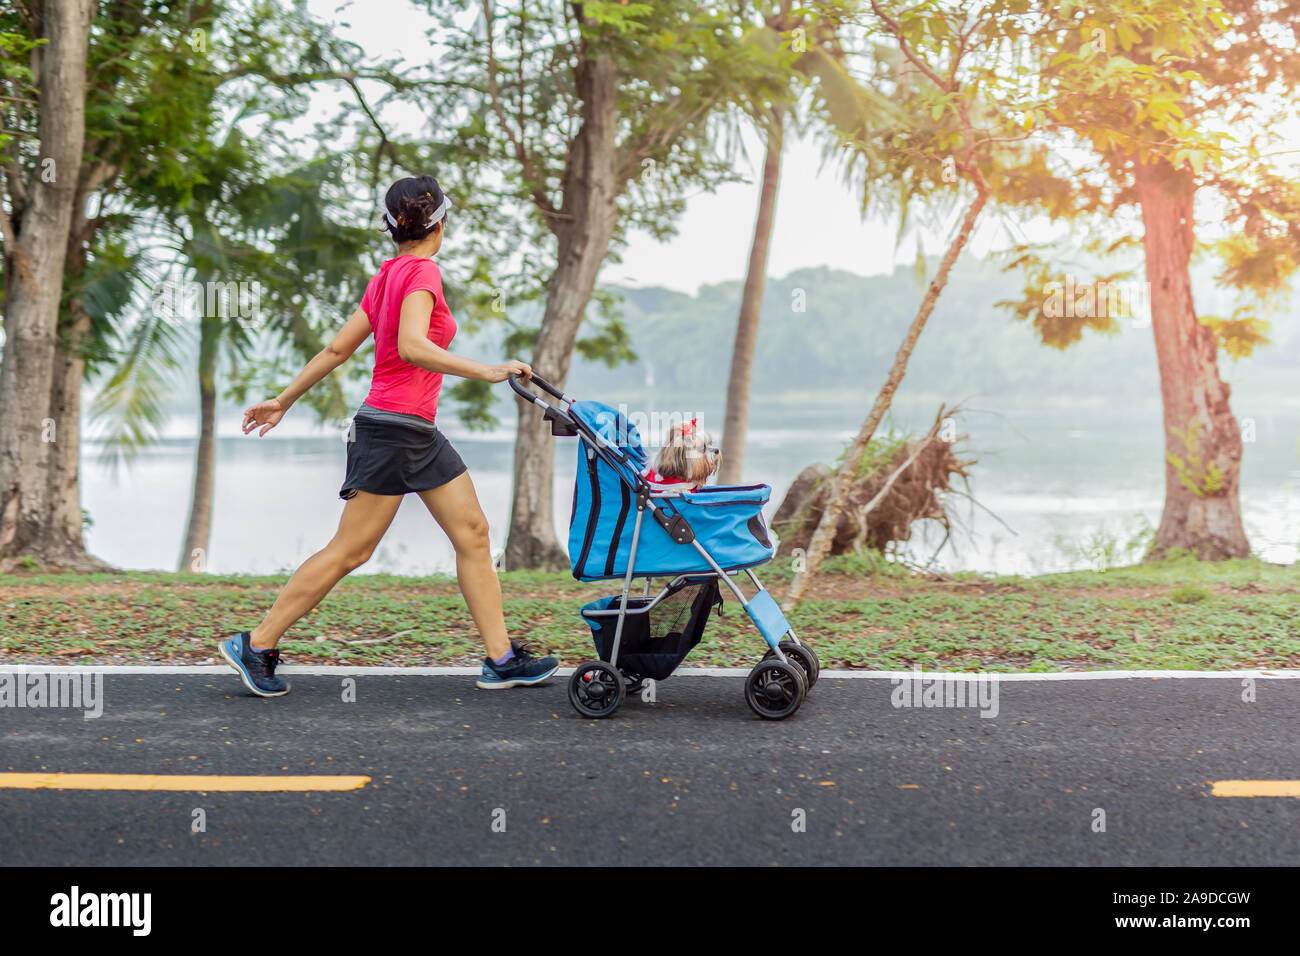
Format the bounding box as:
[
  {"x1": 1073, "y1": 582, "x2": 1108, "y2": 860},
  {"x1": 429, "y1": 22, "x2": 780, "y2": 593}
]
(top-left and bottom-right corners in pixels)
[
  {"x1": 242, "y1": 306, "x2": 373, "y2": 436},
  {"x1": 397, "y1": 291, "x2": 530, "y2": 383},
  {"x1": 278, "y1": 306, "x2": 374, "y2": 407}
]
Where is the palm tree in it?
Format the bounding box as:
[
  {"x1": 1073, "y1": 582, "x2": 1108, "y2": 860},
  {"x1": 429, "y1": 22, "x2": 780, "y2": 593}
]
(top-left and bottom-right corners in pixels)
[
  {"x1": 719, "y1": 1, "x2": 897, "y2": 484},
  {"x1": 719, "y1": 104, "x2": 784, "y2": 486},
  {"x1": 93, "y1": 154, "x2": 374, "y2": 572}
]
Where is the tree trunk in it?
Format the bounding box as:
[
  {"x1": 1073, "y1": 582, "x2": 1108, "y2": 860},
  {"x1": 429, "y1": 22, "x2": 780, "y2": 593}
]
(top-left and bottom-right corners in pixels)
[
  {"x1": 782, "y1": 187, "x2": 989, "y2": 611},
  {"x1": 0, "y1": 0, "x2": 93, "y2": 571},
  {"x1": 1133, "y1": 159, "x2": 1249, "y2": 560},
  {"x1": 504, "y1": 55, "x2": 620, "y2": 570},
  {"x1": 719, "y1": 109, "x2": 783, "y2": 485},
  {"x1": 44, "y1": 293, "x2": 112, "y2": 571},
  {"x1": 39, "y1": 172, "x2": 115, "y2": 572},
  {"x1": 179, "y1": 316, "x2": 219, "y2": 572}
]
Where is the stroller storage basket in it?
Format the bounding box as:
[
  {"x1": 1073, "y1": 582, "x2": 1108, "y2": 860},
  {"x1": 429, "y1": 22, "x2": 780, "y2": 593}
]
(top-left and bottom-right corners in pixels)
[{"x1": 581, "y1": 578, "x2": 721, "y2": 681}]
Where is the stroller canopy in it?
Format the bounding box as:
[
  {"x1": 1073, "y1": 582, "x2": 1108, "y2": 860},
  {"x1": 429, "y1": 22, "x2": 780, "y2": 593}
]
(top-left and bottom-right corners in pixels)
[{"x1": 566, "y1": 400, "x2": 776, "y2": 581}]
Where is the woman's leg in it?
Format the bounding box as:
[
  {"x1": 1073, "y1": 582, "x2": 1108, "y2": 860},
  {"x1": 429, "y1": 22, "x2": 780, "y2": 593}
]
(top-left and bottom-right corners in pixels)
[
  {"x1": 415, "y1": 471, "x2": 511, "y2": 661},
  {"x1": 249, "y1": 490, "x2": 403, "y2": 649}
]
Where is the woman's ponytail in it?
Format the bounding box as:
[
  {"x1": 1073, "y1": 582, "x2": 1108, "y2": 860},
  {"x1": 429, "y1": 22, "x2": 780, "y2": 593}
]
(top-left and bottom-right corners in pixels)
[{"x1": 381, "y1": 175, "x2": 450, "y2": 244}]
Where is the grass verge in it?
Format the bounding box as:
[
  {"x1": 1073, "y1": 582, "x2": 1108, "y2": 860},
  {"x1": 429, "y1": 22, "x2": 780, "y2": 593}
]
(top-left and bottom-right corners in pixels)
[{"x1": 1, "y1": 555, "x2": 1296, "y2": 671}]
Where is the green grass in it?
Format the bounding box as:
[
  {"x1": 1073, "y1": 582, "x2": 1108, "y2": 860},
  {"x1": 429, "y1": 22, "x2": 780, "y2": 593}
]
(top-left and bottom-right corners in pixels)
[{"x1": 1, "y1": 555, "x2": 1297, "y2": 671}]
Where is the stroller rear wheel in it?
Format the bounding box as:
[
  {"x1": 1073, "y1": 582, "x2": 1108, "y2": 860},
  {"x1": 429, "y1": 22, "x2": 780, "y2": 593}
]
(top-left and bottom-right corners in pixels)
[
  {"x1": 763, "y1": 640, "x2": 821, "y2": 689},
  {"x1": 744, "y1": 659, "x2": 807, "y2": 720},
  {"x1": 569, "y1": 660, "x2": 626, "y2": 718}
]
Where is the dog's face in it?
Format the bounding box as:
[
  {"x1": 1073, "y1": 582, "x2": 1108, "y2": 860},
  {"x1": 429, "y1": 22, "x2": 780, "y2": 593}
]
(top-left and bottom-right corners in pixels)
[{"x1": 656, "y1": 423, "x2": 722, "y2": 484}]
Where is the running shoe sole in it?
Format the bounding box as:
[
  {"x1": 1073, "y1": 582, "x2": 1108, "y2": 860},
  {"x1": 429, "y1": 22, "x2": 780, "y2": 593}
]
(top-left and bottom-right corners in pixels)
[
  {"x1": 219, "y1": 639, "x2": 290, "y2": 698},
  {"x1": 475, "y1": 663, "x2": 560, "y2": 690}
]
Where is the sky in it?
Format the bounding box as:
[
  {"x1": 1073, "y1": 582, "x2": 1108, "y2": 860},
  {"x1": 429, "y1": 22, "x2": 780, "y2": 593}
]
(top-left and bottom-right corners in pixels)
[
  {"x1": 304, "y1": 0, "x2": 970, "y2": 295},
  {"x1": 300, "y1": 1, "x2": 1300, "y2": 297}
]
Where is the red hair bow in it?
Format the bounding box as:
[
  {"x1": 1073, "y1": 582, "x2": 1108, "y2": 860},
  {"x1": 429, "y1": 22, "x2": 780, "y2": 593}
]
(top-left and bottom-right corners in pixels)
[{"x1": 681, "y1": 417, "x2": 697, "y2": 437}]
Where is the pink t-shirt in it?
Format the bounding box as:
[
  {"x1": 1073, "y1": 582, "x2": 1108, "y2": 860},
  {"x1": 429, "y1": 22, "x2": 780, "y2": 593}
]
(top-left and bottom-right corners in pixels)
[{"x1": 361, "y1": 256, "x2": 458, "y2": 422}]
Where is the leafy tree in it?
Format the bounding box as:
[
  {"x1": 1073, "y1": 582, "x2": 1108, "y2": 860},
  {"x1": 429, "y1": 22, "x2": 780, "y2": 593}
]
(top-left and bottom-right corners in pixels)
[
  {"x1": 127, "y1": 153, "x2": 377, "y2": 572},
  {"x1": 992, "y1": 0, "x2": 1300, "y2": 559},
  {"x1": 418, "y1": 0, "x2": 792, "y2": 568},
  {"x1": 786, "y1": 0, "x2": 1269, "y2": 604},
  {"x1": 0, "y1": 0, "x2": 96, "y2": 570},
  {"x1": 1, "y1": 0, "x2": 408, "y2": 570},
  {"x1": 718, "y1": 0, "x2": 897, "y2": 484},
  {"x1": 785, "y1": 0, "x2": 1007, "y2": 608}
]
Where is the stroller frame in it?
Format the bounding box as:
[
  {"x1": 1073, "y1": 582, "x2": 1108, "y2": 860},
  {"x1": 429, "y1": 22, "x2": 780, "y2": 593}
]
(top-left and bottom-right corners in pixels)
[{"x1": 510, "y1": 373, "x2": 821, "y2": 719}]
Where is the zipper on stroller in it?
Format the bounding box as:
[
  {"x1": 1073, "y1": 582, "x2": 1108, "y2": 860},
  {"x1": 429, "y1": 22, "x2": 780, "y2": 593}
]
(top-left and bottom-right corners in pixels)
[
  {"x1": 604, "y1": 482, "x2": 631, "y2": 577},
  {"x1": 575, "y1": 445, "x2": 601, "y2": 576}
]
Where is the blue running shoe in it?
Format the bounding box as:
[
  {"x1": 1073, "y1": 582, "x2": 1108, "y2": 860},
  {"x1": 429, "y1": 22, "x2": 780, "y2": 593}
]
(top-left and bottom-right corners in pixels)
[
  {"x1": 476, "y1": 640, "x2": 559, "y2": 689},
  {"x1": 219, "y1": 631, "x2": 290, "y2": 697}
]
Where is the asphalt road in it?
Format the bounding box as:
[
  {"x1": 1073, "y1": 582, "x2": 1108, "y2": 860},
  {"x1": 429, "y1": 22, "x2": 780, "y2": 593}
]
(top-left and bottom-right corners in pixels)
[{"x1": 2, "y1": 671, "x2": 1298, "y2": 865}]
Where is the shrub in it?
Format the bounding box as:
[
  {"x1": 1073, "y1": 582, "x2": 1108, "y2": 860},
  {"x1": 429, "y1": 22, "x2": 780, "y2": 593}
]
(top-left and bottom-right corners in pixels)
[{"x1": 1170, "y1": 583, "x2": 1211, "y2": 604}]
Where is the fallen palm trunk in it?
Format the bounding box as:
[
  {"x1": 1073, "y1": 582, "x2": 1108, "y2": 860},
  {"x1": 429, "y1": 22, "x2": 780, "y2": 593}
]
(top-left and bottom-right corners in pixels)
[
  {"x1": 778, "y1": 0, "x2": 997, "y2": 611},
  {"x1": 773, "y1": 405, "x2": 973, "y2": 559},
  {"x1": 780, "y1": 182, "x2": 989, "y2": 612}
]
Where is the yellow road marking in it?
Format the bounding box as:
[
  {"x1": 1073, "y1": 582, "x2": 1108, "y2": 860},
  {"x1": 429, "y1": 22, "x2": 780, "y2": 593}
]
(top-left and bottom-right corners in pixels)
[
  {"x1": 0, "y1": 773, "x2": 370, "y2": 792},
  {"x1": 1211, "y1": 780, "x2": 1300, "y2": 798}
]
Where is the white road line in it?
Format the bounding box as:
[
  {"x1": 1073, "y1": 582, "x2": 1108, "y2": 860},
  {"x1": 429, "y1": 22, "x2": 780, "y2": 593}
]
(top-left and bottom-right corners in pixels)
[{"x1": 1, "y1": 664, "x2": 1298, "y2": 680}]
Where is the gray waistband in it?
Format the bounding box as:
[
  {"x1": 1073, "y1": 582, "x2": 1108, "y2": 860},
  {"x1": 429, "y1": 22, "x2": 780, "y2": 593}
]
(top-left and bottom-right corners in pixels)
[{"x1": 354, "y1": 402, "x2": 439, "y2": 433}]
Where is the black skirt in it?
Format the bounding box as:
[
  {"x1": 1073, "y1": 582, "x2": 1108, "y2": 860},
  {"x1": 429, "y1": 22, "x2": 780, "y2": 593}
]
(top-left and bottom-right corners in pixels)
[{"x1": 339, "y1": 409, "x2": 467, "y2": 500}]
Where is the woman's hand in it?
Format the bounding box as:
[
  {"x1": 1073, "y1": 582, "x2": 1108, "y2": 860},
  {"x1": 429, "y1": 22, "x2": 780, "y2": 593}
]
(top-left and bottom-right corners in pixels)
[
  {"x1": 242, "y1": 397, "x2": 287, "y2": 437},
  {"x1": 482, "y1": 360, "x2": 532, "y2": 384}
]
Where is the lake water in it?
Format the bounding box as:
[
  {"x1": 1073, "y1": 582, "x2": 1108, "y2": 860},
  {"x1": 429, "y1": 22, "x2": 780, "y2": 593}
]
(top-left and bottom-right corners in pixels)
[{"x1": 80, "y1": 397, "x2": 1300, "y2": 577}]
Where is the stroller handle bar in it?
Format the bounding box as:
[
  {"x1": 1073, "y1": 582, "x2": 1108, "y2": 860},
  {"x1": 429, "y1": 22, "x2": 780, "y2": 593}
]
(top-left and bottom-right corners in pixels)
[
  {"x1": 509, "y1": 372, "x2": 760, "y2": 555},
  {"x1": 509, "y1": 372, "x2": 570, "y2": 407},
  {"x1": 510, "y1": 372, "x2": 581, "y2": 439}
]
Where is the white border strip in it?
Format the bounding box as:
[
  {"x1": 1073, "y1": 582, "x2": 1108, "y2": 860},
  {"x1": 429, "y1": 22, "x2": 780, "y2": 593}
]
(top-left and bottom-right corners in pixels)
[{"x1": 1, "y1": 664, "x2": 1299, "y2": 680}]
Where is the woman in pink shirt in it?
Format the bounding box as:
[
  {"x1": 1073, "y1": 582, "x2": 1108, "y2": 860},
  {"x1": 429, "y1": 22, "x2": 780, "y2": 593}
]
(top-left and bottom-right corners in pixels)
[{"x1": 219, "y1": 176, "x2": 558, "y2": 696}]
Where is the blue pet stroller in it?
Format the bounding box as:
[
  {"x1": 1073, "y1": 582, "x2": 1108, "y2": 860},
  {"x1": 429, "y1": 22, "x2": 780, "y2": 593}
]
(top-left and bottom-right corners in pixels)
[{"x1": 510, "y1": 374, "x2": 820, "y2": 720}]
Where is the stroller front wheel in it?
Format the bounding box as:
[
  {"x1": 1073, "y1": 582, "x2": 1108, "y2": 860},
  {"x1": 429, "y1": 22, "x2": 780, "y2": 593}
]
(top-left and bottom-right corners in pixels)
[
  {"x1": 744, "y1": 659, "x2": 807, "y2": 720},
  {"x1": 569, "y1": 660, "x2": 626, "y2": 718},
  {"x1": 763, "y1": 640, "x2": 821, "y2": 690}
]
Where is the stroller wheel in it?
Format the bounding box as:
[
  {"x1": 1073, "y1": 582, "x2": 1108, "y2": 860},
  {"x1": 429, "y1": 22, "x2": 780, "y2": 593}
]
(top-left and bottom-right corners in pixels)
[
  {"x1": 744, "y1": 659, "x2": 807, "y2": 720},
  {"x1": 763, "y1": 640, "x2": 821, "y2": 689},
  {"x1": 569, "y1": 661, "x2": 625, "y2": 718}
]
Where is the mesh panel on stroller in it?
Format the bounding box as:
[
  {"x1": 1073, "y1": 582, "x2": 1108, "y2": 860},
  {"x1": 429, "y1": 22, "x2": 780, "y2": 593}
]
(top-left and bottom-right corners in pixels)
[{"x1": 581, "y1": 578, "x2": 721, "y2": 681}]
